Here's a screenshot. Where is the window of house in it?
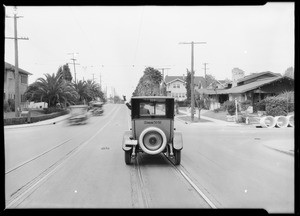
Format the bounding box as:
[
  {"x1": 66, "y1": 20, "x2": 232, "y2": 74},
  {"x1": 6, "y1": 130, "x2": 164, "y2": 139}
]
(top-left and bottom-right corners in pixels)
[
  {"x1": 21, "y1": 74, "x2": 28, "y2": 84},
  {"x1": 177, "y1": 84, "x2": 180, "y2": 88},
  {"x1": 173, "y1": 84, "x2": 177, "y2": 88}
]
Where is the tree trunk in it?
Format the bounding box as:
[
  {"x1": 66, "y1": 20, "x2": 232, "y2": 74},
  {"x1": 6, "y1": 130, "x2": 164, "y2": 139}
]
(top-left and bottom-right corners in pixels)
[{"x1": 198, "y1": 108, "x2": 201, "y2": 119}]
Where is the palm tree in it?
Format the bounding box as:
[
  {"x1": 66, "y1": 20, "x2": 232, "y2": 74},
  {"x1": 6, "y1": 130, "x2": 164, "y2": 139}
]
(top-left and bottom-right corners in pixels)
[
  {"x1": 85, "y1": 79, "x2": 104, "y2": 101},
  {"x1": 73, "y1": 80, "x2": 89, "y2": 104},
  {"x1": 25, "y1": 73, "x2": 78, "y2": 107}
]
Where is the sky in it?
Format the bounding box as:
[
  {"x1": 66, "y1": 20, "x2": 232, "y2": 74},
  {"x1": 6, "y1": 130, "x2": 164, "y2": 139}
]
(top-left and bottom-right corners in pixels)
[{"x1": 4, "y1": 3, "x2": 294, "y2": 100}]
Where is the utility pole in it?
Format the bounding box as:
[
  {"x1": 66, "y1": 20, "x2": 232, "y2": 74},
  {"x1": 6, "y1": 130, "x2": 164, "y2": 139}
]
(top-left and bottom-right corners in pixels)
[
  {"x1": 157, "y1": 67, "x2": 171, "y2": 81},
  {"x1": 157, "y1": 67, "x2": 170, "y2": 96},
  {"x1": 5, "y1": 7, "x2": 29, "y2": 117},
  {"x1": 203, "y1": 63, "x2": 209, "y2": 88},
  {"x1": 179, "y1": 41, "x2": 206, "y2": 121},
  {"x1": 68, "y1": 52, "x2": 79, "y2": 83},
  {"x1": 92, "y1": 73, "x2": 95, "y2": 82}
]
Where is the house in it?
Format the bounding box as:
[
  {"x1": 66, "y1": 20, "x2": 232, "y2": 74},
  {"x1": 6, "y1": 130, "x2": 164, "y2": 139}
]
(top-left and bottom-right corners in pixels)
[
  {"x1": 164, "y1": 75, "x2": 207, "y2": 101},
  {"x1": 197, "y1": 71, "x2": 294, "y2": 110},
  {"x1": 4, "y1": 62, "x2": 32, "y2": 103}
]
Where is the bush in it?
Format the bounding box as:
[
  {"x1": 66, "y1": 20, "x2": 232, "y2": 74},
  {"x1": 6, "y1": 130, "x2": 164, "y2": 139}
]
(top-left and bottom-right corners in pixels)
[
  {"x1": 253, "y1": 100, "x2": 266, "y2": 112},
  {"x1": 276, "y1": 91, "x2": 294, "y2": 113},
  {"x1": 240, "y1": 100, "x2": 252, "y2": 111},
  {"x1": 223, "y1": 100, "x2": 236, "y2": 115},
  {"x1": 8, "y1": 99, "x2": 15, "y2": 112},
  {"x1": 43, "y1": 107, "x2": 64, "y2": 114},
  {"x1": 3, "y1": 100, "x2": 11, "y2": 112},
  {"x1": 264, "y1": 96, "x2": 288, "y2": 116}
]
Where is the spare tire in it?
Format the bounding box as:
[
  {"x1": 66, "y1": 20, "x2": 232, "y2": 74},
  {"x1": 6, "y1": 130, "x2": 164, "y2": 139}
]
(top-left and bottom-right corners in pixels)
[{"x1": 139, "y1": 127, "x2": 167, "y2": 155}]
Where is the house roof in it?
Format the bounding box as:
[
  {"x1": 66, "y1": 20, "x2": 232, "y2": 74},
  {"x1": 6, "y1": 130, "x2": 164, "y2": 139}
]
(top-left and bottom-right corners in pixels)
[
  {"x1": 164, "y1": 75, "x2": 206, "y2": 87},
  {"x1": 197, "y1": 76, "x2": 293, "y2": 95},
  {"x1": 5, "y1": 62, "x2": 32, "y2": 75},
  {"x1": 237, "y1": 71, "x2": 281, "y2": 83},
  {"x1": 164, "y1": 75, "x2": 185, "y2": 84}
]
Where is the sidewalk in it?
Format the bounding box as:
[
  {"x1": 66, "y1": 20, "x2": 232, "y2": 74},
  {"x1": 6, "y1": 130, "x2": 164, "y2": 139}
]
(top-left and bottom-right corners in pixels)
[
  {"x1": 177, "y1": 110, "x2": 294, "y2": 156},
  {"x1": 177, "y1": 109, "x2": 244, "y2": 127},
  {"x1": 4, "y1": 113, "x2": 71, "y2": 129}
]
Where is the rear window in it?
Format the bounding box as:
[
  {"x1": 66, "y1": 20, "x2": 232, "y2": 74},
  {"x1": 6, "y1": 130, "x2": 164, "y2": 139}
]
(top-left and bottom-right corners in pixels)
[{"x1": 131, "y1": 98, "x2": 174, "y2": 119}]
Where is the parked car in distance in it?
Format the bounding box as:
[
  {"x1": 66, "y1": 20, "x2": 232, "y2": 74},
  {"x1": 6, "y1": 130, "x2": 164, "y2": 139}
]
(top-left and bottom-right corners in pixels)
[
  {"x1": 89, "y1": 101, "x2": 104, "y2": 116},
  {"x1": 122, "y1": 96, "x2": 183, "y2": 165}
]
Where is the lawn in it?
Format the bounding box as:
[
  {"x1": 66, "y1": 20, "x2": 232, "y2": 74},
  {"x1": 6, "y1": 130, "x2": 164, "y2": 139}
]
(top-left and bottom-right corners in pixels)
[
  {"x1": 177, "y1": 115, "x2": 212, "y2": 123},
  {"x1": 200, "y1": 110, "x2": 228, "y2": 121}
]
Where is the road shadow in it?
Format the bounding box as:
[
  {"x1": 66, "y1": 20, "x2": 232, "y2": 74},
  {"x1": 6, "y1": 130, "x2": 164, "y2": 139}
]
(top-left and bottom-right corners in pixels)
[{"x1": 136, "y1": 153, "x2": 172, "y2": 167}]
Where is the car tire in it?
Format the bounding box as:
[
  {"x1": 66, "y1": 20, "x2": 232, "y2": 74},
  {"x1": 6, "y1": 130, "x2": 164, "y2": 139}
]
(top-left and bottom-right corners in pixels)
[
  {"x1": 173, "y1": 148, "x2": 181, "y2": 165},
  {"x1": 125, "y1": 150, "x2": 132, "y2": 165}
]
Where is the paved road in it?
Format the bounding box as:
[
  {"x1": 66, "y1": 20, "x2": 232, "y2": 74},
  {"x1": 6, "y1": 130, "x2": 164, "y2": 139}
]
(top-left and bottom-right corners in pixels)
[{"x1": 4, "y1": 104, "x2": 294, "y2": 212}]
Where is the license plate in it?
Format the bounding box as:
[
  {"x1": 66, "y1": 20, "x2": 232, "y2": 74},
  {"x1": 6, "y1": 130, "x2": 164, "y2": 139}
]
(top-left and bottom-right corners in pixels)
[{"x1": 125, "y1": 139, "x2": 137, "y2": 145}]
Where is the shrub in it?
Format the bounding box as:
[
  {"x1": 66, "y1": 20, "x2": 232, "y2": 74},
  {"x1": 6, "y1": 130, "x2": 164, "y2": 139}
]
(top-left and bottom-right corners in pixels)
[
  {"x1": 264, "y1": 96, "x2": 288, "y2": 116},
  {"x1": 223, "y1": 100, "x2": 236, "y2": 115},
  {"x1": 43, "y1": 107, "x2": 64, "y2": 114},
  {"x1": 253, "y1": 99, "x2": 266, "y2": 112},
  {"x1": 276, "y1": 91, "x2": 294, "y2": 113},
  {"x1": 8, "y1": 99, "x2": 15, "y2": 112},
  {"x1": 3, "y1": 100, "x2": 11, "y2": 112},
  {"x1": 240, "y1": 100, "x2": 252, "y2": 111}
]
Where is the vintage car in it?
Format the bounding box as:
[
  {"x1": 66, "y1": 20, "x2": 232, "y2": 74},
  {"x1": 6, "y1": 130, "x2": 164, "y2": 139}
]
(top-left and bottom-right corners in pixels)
[
  {"x1": 122, "y1": 96, "x2": 183, "y2": 165},
  {"x1": 89, "y1": 101, "x2": 104, "y2": 116},
  {"x1": 68, "y1": 105, "x2": 89, "y2": 125}
]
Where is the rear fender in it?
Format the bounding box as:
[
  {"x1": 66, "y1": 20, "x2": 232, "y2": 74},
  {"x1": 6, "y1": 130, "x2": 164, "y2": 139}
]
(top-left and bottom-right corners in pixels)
[
  {"x1": 122, "y1": 130, "x2": 136, "y2": 151},
  {"x1": 173, "y1": 131, "x2": 183, "y2": 150}
]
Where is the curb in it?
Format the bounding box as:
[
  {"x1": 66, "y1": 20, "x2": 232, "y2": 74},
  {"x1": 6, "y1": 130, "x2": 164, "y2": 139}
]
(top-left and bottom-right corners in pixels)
[
  {"x1": 177, "y1": 111, "x2": 244, "y2": 127},
  {"x1": 263, "y1": 145, "x2": 294, "y2": 156},
  {"x1": 4, "y1": 114, "x2": 71, "y2": 129}
]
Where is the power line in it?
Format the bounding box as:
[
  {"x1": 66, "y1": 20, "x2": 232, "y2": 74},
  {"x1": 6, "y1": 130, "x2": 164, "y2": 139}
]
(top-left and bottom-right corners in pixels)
[{"x1": 179, "y1": 41, "x2": 206, "y2": 122}]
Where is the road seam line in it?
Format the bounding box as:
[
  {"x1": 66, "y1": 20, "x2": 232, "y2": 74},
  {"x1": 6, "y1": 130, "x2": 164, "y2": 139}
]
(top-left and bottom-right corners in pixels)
[
  {"x1": 6, "y1": 106, "x2": 121, "y2": 208},
  {"x1": 164, "y1": 156, "x2": 217, "y2": 209}
]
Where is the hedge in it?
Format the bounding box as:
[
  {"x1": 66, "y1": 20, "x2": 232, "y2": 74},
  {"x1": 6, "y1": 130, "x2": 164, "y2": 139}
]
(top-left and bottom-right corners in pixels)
[
  {"x1": 264, "y1": 97, "x2": 289, "y2": 117},
  {"x1": 4, "y1": 110, "x2": 69, "y2": 126},
  {"x1": 223, "y1": 100, "x2": 236, "y2": 115}
]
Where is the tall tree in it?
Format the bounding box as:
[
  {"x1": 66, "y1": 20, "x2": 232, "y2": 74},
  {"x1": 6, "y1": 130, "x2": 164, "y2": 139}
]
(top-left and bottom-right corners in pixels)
[
  {"x1": 134, "y1": 67, "x2": 163, "y2": 96},
  {"x1": 195, "y1": 91, "x2": 210, "y2": 119},
  {"x1": 57, "y1": 64, "x2": 73, "y2": 82},
  {"x1": 185, "y1": 70, "x2": 191, "y2": 105}
]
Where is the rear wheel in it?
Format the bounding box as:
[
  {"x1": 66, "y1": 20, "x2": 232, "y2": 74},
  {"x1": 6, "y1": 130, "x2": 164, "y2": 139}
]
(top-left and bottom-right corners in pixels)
[
  {"x1": 125, "y1": 150, "x2": 132, "y2": 165},
  {"x1": 173, "y1": 149, "x2": 181, "y2": 165}
]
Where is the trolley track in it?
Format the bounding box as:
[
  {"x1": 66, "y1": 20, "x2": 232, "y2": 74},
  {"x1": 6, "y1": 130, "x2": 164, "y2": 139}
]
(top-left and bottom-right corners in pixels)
[{"x1": 6, "y1": 106, "x2": 121, "y2": 208}]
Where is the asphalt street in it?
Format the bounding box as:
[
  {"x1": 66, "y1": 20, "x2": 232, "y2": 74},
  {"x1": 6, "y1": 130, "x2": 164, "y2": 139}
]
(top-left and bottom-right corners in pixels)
[{"x1": 4, "y1": 104, "x2": 294, "y2": 212}]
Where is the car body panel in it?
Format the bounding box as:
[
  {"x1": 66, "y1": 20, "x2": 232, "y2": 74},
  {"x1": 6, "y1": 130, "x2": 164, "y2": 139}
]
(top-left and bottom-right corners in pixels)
[
  {"x1": 173, "y1": 131, "x2": 183, "y2": 150},
  {"x1": 122, "y1": 130, "x2": 134, "y2": 151}
]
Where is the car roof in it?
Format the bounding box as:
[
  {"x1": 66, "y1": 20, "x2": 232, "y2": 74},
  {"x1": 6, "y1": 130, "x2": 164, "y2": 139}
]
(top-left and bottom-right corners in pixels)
[{"x1": 131, "y1": 96, "x2": 174, "y2": 99}]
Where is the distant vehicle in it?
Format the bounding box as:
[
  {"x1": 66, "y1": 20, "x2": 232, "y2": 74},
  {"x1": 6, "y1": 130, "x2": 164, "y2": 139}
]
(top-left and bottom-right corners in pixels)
[
  {"x1": 89, "y1": 101, "x2": 104, "y2": 116},
  {"x1": 122, "y1": 96, "x2": 183, "y2": 165},
  {"x1": 68, "y1": 105, "x2": 89, "y2": 125}
]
